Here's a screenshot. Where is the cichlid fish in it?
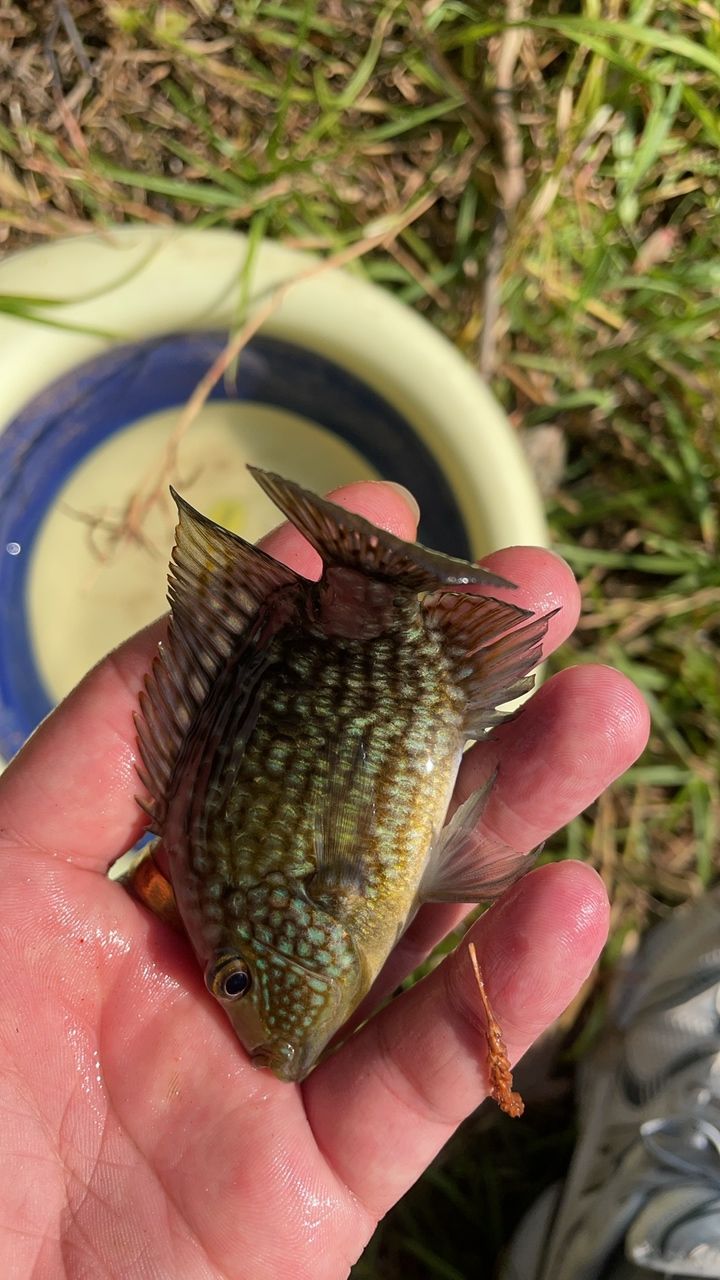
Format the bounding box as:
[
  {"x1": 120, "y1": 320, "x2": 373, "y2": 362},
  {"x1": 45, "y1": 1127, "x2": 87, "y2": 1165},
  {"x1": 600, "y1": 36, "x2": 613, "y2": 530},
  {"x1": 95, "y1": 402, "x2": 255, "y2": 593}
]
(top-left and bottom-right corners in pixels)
[{"x1": 132, "y1": 470, "x2": 553, "y2": 1082}]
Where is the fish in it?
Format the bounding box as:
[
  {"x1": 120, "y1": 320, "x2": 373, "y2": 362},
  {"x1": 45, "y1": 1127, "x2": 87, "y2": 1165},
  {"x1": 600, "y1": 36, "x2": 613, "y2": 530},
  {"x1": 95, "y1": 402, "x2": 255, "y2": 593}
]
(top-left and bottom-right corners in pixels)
[{"x1": 131, "y1": 469, "x2": 553, "y2": 1083}]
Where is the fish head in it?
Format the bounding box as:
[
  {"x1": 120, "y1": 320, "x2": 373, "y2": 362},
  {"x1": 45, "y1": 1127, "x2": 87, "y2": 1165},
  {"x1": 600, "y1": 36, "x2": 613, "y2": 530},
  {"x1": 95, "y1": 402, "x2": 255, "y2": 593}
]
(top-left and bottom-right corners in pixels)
[{"x1": 203, "y1": 875, "x2": 365, "y2": 1082}]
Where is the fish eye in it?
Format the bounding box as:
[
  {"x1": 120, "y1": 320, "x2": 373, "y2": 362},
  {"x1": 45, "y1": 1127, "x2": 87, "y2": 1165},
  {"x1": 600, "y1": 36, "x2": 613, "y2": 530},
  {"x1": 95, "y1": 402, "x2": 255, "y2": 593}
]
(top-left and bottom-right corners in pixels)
[
  {"x1": 206, "y1": 955, "x2": 252, "y2": 1002},
  {"x1": 222, "y1": 969, "x2": 250, "y2": 999}
]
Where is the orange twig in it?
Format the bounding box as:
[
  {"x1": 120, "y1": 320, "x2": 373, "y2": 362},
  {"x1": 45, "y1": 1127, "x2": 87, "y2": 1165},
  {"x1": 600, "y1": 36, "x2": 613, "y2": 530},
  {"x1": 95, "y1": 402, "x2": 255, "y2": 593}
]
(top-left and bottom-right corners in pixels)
[{"x1": 468, "y1": 941, "x2": 524, "y2": 1118}]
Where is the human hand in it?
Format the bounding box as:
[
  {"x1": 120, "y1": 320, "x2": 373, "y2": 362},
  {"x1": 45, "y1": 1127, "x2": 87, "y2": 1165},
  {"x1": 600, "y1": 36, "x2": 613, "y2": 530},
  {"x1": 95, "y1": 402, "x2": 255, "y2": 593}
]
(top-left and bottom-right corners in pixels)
[{"x1": 0, "y1": 481, "x2": 649, "y2": 1279}]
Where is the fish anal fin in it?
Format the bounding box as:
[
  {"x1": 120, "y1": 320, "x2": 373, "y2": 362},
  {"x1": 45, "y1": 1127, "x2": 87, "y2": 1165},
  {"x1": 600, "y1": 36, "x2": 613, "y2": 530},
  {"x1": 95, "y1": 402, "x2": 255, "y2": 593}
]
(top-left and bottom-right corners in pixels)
[
  {"x1": 426, "y1": 591, "x2": 558, "y2": 739},
  {"x1": 425, "y1": 590, "x2": 533, "y2": 652},
  {"x1": 249, "y1": 467, "x2": 516, "y2": 593},
  {"x1": 136, "y1": 490, "x2": 301, "y2": 829},
  {"x1": 419, "y1": 777, "x2": 540, "y2": 904},
  {"x1": 462, "y1": 612, "x2": 555, "y2": 737}
]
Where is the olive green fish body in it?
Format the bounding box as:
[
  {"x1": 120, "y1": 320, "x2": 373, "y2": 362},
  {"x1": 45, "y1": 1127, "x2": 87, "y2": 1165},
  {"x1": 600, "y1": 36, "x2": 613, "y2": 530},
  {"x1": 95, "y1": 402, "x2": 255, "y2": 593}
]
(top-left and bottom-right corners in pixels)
[{"x1": 136, "y1": 470, "x2": 553, "y2": 1081}]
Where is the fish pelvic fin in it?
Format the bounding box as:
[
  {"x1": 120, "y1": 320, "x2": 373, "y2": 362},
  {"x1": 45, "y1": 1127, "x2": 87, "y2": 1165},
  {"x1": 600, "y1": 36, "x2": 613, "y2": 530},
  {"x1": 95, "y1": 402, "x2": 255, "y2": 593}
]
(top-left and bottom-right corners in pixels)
[
  {"x1": 418, "y1": 774, "x2": 541, "y2": 904},
  {"x1": 424, "y1": 590, "x2": 558, "y2": 739},
  {"x1": 248, "y1": 467, "x2": 515, "y2": 593},
  {"x1": 136, "y1": 490, "x2": 302, "y2": 832}
]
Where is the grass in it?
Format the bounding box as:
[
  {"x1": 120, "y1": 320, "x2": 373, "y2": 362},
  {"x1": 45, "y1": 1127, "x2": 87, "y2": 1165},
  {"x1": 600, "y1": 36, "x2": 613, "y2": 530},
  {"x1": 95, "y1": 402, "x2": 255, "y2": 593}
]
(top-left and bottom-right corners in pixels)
[{"x1": 1, "y1": 0, "x2": 719, "y2": 1274}]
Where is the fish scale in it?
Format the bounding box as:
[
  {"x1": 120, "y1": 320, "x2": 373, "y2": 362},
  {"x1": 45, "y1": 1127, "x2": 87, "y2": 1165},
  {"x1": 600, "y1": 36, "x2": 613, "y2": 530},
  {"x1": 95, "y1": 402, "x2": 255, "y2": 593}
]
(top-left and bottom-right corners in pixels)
[
  {"x1": 208, "y1": 619, "x2": 450, "y2": 896},
  {"x1": 132, "y1": 469, "x2": 553, "y2": 1081}
]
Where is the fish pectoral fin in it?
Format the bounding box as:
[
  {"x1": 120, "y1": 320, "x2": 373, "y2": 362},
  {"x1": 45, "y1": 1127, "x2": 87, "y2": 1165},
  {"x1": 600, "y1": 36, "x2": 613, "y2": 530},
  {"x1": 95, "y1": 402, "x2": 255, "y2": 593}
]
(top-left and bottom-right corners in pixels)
[
  {"x1": 424, "y1": 591, "x2": 559, "y2": 739},
  {"x1": 117, "y1": 842, "x2": 184, "y2": 932},
  {"x1": 310, "y1": 731, "x2": 376, "y2": 908},
  {"x1": 248, "y1": 467, "x2": 514, "y2": 593},
  {"x1": 308, "y1": 861, "x2": 369, "y2": 915},
  {"x1": 418, "y1": 776, "x2": 540, "y2": 904}
]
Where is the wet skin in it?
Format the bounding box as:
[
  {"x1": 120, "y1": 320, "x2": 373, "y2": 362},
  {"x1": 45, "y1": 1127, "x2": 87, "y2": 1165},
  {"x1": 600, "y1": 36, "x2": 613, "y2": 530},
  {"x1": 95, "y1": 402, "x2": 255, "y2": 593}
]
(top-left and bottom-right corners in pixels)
[{"x1": 0, "y1": 481, "x2": 649, "y2": 1279}]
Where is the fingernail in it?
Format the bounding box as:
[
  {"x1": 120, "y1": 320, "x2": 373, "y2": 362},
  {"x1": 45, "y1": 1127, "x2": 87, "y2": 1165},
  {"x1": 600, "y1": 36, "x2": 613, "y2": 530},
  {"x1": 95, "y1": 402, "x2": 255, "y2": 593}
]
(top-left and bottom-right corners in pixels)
[{"x1": 380, "y1": 482, "x2": 420, "y2": 522}]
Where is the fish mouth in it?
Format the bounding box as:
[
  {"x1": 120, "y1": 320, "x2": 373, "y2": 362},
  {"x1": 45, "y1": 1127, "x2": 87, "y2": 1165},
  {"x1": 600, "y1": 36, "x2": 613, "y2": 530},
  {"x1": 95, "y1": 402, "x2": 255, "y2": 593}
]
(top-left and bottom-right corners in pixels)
[
  {"x1": 250, "y1": 1041, "x2": 298, "y2": 1080},
  {"x1": 245, "y1": 942, "x2": 346, "y2": 1081},
  {"x1": 250, "y1": 1039, "x2": 323, "y2": 1083}
]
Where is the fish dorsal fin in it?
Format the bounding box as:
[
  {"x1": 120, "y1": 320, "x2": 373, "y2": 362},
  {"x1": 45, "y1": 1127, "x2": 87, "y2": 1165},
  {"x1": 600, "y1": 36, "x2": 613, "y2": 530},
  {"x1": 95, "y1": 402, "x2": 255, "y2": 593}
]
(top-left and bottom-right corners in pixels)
[
  {"x1": 418, "y1": 774, "x2": 540, "y2": 904},
  {"x1": 249, "y1": 466, "x2": 515, "y2": 593},
  {"x1": 424, "y1": 591, "x2": 557, "y2": 739},
  {"x1": 135, "y1": 490, "x2": 301, "y2": 832}
]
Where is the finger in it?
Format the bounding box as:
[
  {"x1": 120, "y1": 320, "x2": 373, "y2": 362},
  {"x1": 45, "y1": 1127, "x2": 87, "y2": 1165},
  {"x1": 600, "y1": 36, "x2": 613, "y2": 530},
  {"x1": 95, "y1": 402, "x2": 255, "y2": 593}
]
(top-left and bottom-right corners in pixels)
[
  {"x1": 341, "y1": 662, "x2": 647, "y2": 1028},
  {"x1": 0, "y1": 481, "x2": 419, "y2": 869},
  {"x1": 306, "y1": 860, "x2": 609, "y2": 1218},
  {"x1": 456, "y1": 662, "x2": 650, "y2": 845},
  {"x1": 468, "y1": 544, "x2": 581, "y2": 659}
]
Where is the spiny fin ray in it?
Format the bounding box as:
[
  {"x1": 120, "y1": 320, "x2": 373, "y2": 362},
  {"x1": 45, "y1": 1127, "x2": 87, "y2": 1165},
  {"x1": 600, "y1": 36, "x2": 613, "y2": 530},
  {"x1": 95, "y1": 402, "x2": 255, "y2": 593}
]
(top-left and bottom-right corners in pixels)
[
  {"x1": 136, "y1": 490, "x2": 301, "y2": 833},
  {"x1": 425, "y1": 592, "x2": 557, "y2": 739}
]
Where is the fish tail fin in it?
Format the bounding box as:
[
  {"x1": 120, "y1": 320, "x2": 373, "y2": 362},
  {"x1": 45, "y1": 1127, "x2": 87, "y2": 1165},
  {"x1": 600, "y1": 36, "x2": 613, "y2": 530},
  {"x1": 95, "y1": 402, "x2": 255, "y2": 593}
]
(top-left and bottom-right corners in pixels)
[
  {"x1": 248, "y1": 467, "x2": 515, "y2": 593},
  {"x1": 425, "y1": 591, "x2": 558, "y2": 738}
]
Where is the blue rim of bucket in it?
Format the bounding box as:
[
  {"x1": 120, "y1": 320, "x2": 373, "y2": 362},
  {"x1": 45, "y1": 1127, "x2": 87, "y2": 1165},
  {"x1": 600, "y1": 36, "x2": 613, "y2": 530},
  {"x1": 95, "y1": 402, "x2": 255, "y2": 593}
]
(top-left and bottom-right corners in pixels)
[{"x1": 0, "y1": 330, "x2": 472, "y2": 760}]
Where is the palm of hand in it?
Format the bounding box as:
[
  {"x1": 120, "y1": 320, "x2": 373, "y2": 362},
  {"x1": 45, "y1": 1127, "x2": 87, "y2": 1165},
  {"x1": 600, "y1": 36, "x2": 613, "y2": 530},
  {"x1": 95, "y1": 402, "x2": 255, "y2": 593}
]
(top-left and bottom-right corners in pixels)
[
  {"x1": 0, "y1": 482, "x2": 648, "y2": 1279},
  {"x1": 2, "y1": 849, "x2": 367, "y2": 1279}
]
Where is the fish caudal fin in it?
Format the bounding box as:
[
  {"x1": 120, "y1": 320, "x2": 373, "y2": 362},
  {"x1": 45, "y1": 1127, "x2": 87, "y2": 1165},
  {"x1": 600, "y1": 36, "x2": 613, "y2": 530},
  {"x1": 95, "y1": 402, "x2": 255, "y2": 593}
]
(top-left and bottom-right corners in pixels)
[
  {"x1": 418, "y1": 775, "x2": 541, "y2": 904},
  {"x1": 425, "y1": 590, "x2": 557, "y2": 739},
  {"x1": 249, "y1": 467, "x2": 515, "y2": 593},
  {"x1": 136, "y1": 491, "x2": 301, "y2": 832}
]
